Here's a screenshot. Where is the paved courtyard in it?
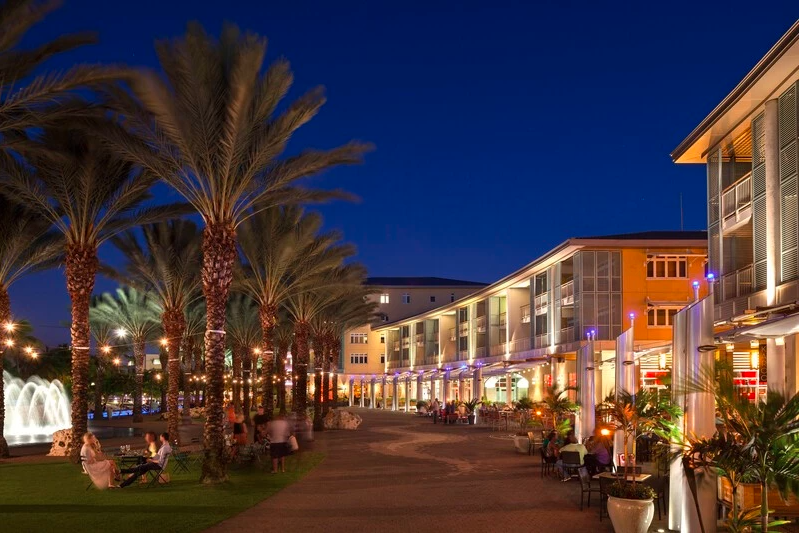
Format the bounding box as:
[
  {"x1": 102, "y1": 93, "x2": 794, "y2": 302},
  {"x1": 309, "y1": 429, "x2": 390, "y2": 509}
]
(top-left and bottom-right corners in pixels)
[{"x1": 212, "y1": 409, "x2": 616, "y2": 533}]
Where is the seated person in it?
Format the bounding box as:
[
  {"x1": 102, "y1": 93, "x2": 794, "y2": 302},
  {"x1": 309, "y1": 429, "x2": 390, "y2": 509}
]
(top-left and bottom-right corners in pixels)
[
  {"x1": 543, "y1": 430, "x2": 559, "y2": 461},
  {"x1": 120, "y1": 432, "x2": 172, "y2": 488},
  {"x1": 585, "y1": 433, "x2": 612, "y2": 475},
  {"x1": 253, "y1": 406, "x2": 270, "y2": 444},
  {"x1": 555, "y1": 431, "x2": 588, "y2": 481},
  {"x1": 143, "y1": 431, "x2": 158, "y2": 459},
  {"x1": 81, "y1": 432, "x2": 119, "y2": 489}
]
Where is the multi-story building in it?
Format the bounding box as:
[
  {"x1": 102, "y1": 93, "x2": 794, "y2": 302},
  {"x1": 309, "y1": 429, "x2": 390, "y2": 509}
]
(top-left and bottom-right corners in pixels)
[
  {"x1": 346, "y1": 232, "x2": 707, "y2": 409},
  {"x1": 341, "y1": 277, "x2": 486, "y2": 404},
  {"x1": 673, "y1": 20, "x2": 799, "y2": 396}
]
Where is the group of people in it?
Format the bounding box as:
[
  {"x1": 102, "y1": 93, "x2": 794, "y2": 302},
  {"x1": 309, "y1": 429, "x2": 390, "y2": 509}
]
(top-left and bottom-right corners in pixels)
[
  {"x1": 543, "y1": 428, "x2": 612, "y2": 481},
  {"x1": 429, "y1": 398, "x2": 463, "y2": 424},
  {"x1": 226, "y1": 402, "x2": 293, "y2": 473},
  {"x1": 80, "y1": 430, "x2": 172, "y2": 489}
]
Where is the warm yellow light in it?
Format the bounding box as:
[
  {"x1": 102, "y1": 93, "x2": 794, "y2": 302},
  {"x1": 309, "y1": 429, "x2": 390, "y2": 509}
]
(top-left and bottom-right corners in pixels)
[
  {"x1": 535, "y1": 410, "x2": 542, "y2": 416},
  {"x1": 23, "y1": 346, "x2": 34, "y2": 355},
  {"x1": 725, "y1": 343, "x2": 735, "y2": 352},
  {"x1": 659, "y1": 354, "x2": 667, "y2": 370},
  {"x1": 751, "y1": 351, "x2": 759, "y2": 370},
  {"x1": 4, "y1": 338, "x2": 14, "y2": 348},
  {"x1": 115, "y1": 328, "x2": 128, "y2": 338},
  {"x1": 600, "y1": 428, "x2": 611, "y2": 437},
  {"x1": 31, "y1": 352, "x2": 38, "y2": 359},
  {"x1": 155, "y1": 373, "x2": 162, "y2": 380},
  {"x1": 101, "y1": 345, "x2": 111, "y2": 354},
  {"x1": 113, "y1": 357, "x2": 121, "y2": 365},
  {"x1": 160, "y1": 338, "x2": 168, "y2": 347},
  {"x1": 3, "y1": 322, "x2": 15, "y2": 332},
  {"x1": 253, "y1": 348, "x2": 262, "y2": 355}
]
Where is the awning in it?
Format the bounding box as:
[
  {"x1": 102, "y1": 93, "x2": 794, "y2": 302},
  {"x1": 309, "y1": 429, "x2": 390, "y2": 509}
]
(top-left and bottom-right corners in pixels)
[
  {"x1": 647, "y1": 299, "x2": 693, "y2": 308},
  {"x1": 735, "y1": 312, "x2": 799, "y2": 338}
]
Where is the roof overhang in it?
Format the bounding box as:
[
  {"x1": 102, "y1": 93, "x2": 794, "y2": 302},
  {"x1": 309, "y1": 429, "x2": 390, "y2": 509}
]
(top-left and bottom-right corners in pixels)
[{"x1": 672, "y1": 20, "x2": 799, "y2": 164}]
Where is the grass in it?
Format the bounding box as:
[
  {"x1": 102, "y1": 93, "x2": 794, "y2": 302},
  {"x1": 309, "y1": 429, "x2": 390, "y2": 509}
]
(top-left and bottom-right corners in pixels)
[{"x1": 0, "y1": 452, "x2": 324, "y2": 532}]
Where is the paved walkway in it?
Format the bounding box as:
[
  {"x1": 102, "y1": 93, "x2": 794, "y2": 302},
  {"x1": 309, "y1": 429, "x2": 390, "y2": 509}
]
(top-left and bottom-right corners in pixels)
[{"x1": 212, "y1": 409, "x2": 615, "y2": 533}]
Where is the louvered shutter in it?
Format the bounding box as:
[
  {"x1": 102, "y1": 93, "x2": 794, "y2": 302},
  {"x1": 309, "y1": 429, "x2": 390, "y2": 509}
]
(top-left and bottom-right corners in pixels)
[
  {"x1": 752, "y1": 113, "x2": 768, "y2": 289},
  {"x1": 780, "y1": 83, "x2": 799, "y2": 283}
]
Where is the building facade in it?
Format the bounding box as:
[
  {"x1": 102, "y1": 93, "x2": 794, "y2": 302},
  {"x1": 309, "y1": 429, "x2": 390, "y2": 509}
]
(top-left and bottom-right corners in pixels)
[
  {"x1": 345, "y1": 232, "x2": 708, "y2": 409},
  {"x1": 673, "y1": 20, "x2": 799, "y2": 396}
]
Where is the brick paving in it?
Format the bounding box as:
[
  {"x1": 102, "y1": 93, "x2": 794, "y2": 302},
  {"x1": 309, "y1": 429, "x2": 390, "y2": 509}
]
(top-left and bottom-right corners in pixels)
[{"x1": 211, "y1": 409, "x2": 616, "y2": 533}]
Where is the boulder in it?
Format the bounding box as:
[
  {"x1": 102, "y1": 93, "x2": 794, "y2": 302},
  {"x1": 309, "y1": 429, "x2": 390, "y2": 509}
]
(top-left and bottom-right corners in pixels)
[
  {"x1": 48, "y1": 428, "x2": 73, "y2": 457},
  {"x1": 323, "y1": 409, "x2": 362, "y2": 430}
]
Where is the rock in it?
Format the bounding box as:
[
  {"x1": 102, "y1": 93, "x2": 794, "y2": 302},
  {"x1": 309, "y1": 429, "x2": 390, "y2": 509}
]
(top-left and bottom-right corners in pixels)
[
  {"x1": 323, "y1": 409, "x2": 362, "y2": 430},
  {"x1": 48, "y1": 428, "x2": 74, "y2": 457}
]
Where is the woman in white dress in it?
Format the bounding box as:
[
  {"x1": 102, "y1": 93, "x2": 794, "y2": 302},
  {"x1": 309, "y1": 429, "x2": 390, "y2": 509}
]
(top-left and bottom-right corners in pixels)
[{"x1": 80, "y1": 432, "x2": 119, "y2": 489}]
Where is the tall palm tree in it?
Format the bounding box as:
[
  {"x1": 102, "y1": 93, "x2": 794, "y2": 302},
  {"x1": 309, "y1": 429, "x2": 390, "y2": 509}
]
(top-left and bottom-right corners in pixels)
[
  {"x1": 226, "y1": 294, "x2": 260, "y2": 422},
  {"x1": 108, "y1": 219, "x2": 202, "y2": 442},
  {"x1": 1, "y1": 127, "x2": 185, "y2": 461},
  {"x1": 89, "y1": 316, "x2": 116, "y2": 421},
  {"x1": 0, "y1": 0, "x2": 121, "y2": 137},
  {"x1": 101, "y1": 23, "x2": 370, "y2": 482},
  {"x1": 237, "y1": 206, "x2": 356, "y2": 417},
  {"x1": 0, "y1": 195, "x2": 61, "y2": 457},
  {"x1": 272, "y1": 312, "x2": 293, "y2": 415},
  {"x1": 90, "y1": 287, "x2": 161, "y2": 423},
  {"x1": 182, "y1": 301, "x2": 206, "y2": 411}
]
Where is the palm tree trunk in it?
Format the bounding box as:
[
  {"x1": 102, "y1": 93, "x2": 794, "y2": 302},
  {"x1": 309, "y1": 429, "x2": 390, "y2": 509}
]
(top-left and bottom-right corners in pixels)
[
  {"x1": 330, "y1": 338, "x2": 341, "y2": 411},
  {"x1": 93, "y1": 360, "x2": 105, "y2": 420},
  {"x1": 0, "y1": 286, "x2": 11, "y2": 457},
  {"x1": 133, "y1": 340, "x2": 145, "y2": 423},
  {"x1": 259, "y1": 303, "x2": 277, "y2": 417},
  {"x1": 277, "y1": 340, "x2": 288, "y2": 415},
  {"x1": 163, "y1": 308, "x2": 185, "y2": 444},
  {"x1": 313, "y1": 338, "x2": 324, "y2": 431},
  {"x1": 182, "y1": 332, "x2": 194, "y2": 414},
  {"x1": 232, "y1": 343, "x2": 242, "y2": 413},
  {"x1": 200, "y1": 222, "x2": 236, "y2": 484},
  {"x1": 242, "y1": 357, "x2": 251, "y2": 425},
  {"x1": 66, "y1": 243, "x2": 98, "y2": 463},
  {"x1": 294, "y1": 322, "x2": 309, "y2": 417}
]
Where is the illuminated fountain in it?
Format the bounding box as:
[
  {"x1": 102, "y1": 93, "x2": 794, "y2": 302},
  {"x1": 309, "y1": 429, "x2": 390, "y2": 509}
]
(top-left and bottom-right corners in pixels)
[{"x1": 3, "y1": 371, "x2": 71, "y2": 445}]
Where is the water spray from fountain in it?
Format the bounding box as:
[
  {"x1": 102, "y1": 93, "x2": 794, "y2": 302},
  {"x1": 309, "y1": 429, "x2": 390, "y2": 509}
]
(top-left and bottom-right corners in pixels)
[{"x1": 3, "y1": 370, "x2": 71, "y2": 445}]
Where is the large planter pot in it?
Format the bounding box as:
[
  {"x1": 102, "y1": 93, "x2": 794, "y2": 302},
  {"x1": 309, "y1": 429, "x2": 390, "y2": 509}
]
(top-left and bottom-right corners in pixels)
[
  {"x1": 513, "y1": 435, "x2": 529, "y2": 454},
  {"x1": 607, "y1": 496, "x2": 654, "y2": 533},
  {"x1": 467, "y1": 414, "x2": 476, "y2": 425}
]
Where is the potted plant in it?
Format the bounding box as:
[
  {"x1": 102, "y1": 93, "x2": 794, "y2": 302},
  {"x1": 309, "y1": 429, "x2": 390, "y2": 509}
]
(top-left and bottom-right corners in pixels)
[
  {"x1": 415, "y1": 400, "x2": 429, "y2": 415},
  {"x1": 600, "y1": 389, "x2": 681, "y2": 533},
  {"x1": 462, "y1": 398, "x2": 480, "y2": 424}
]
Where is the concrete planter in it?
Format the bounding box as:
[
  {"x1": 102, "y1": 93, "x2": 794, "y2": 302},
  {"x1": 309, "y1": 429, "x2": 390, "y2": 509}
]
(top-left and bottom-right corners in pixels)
[{"x1": 607, "y1": 496, "x2": 654, "y2": 533}]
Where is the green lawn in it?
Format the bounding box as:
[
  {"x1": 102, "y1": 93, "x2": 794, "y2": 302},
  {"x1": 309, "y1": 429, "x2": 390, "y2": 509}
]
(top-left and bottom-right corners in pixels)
[{"x1": 0, "y1": 452, "x2": 323, "y2": 532}]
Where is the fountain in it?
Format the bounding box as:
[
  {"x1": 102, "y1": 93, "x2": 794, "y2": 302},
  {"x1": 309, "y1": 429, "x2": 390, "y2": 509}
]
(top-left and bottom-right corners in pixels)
[{"x1": 3, "y1": 370, "x2": 71, "y2": 445}]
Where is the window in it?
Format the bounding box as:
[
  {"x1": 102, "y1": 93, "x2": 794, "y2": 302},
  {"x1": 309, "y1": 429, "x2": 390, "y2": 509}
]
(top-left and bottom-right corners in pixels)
[
  {"x1": 349, "y1": 353, "x2": 368, "y2": 364},
  {"x1": 430, "y1": 295, "x2": 436, "y2": 303},
  {"x1": 647, "y1": 307, "x2": 681, "y2": 327},
  {"x1": 379, "y1": 334, "x2": 385, "y2": 344},
  {"x1": 380, "y1": 354, "x2": 385, "y2": 364},
  {"x1": 349, "y1": 333, "x2": 367, "y2": 344},
  {"x1": 379, "y1": 313, "x2": 389, "y2": 322},
  {"x1": 379, "y1": 293, "x2": 390, "y2": 304},
  {"x1": 402, "y1": 293, "x2": 411, "y2": 304},
  {"x1": 647, "y1": 256, "x2": 688, "y2": 279},
  {"x1": 450, "y1": 293, "x2": 455, "y2": 302}
]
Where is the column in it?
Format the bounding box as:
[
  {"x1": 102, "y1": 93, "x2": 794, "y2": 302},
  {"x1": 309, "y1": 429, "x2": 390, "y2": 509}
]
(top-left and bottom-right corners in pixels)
[
  {"x1": 392, "y1": 377, "x2": 399, "y2": 411},
  {"x1": 370, "y1": 378, "x2": 376, "y2": 408},
  {"x1": 382, "y1": 376, "x2": 388, "y2": 410},
  {"x1": 442, "y1": 370, "x2": 450, "y2": 404},
  {"x1": 765, "y1": 98, "x2": 781, "y2": 306},
  {"x1": 417, "y1": 373, "x2": 423, "y2": 402},
  {"x1": 430, "y1": 374, "x2": 435, "y2": 402},
  {"x1": 458, "y1": 371, "x2": 466, "y2": 401},
  {"x1": 405, "y1": 377, "x2": 411, "y2": 412},
  {"x1": 473, "y1": 366, "x2": 483, "y2": 401},
  {"x1": 359, "y1": 379, "x2": 365, "y2": 408},
  {"x1": 768, "y1": 337, "x2": 786, "y2": 395},
  {"x1": 505, "y1": 372, "x2": 513, "y2": 406},
  {"x1": 348, "y1": 378, "x2": 354, "y2": 407}
]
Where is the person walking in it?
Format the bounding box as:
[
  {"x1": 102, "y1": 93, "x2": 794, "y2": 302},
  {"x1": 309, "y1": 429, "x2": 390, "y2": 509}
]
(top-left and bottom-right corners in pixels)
[
  {"x1": 267, "y1": 414, "x2": 292, "y2": 474},
  {"x1": 431, "y1": 398, "x2": 440, "y2": 424}
]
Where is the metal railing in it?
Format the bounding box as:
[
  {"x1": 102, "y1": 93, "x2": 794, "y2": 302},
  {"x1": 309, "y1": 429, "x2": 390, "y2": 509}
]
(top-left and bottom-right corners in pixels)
[
  {"x1": 476, "y1": 317, "x2": 486, "y2": 333},
  {"x1": 475, "y1": 347, "x2": 486, "y2": 358},
  {"x1": 534, "y1": 294, "x2": 548, "y2": 314},
  {"x1": 561, "y1": 280, "x2": 574, "y2": 306},
  {"x1": 449, "y1": 328, "x2": 456, "y2": 342},
  {"x1": 721, "y1": 264, "x2": 753, "y2": 301},
  {"x1": 721, "y1": 173, "x2": 752, "y2": 225},
  {"x1": 509, "y1": 337, "x2": 531, "y2": 353},
  {"x1": 521, "y1": 304, "x2": 531, "y2": 323}
]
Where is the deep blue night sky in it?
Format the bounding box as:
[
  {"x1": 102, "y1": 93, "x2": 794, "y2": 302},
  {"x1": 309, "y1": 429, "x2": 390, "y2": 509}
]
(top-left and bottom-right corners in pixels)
[{"x1": 10, "y1": 1, "x2": 799, "y2": 345}]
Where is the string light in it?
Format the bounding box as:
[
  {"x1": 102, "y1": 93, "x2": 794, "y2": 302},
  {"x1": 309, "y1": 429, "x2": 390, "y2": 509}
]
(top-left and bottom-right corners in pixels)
[
  {"x1": 4, "y1": 338, "x2": 14, "y2": 348},
  {"x1": 253, "y1": 348, "x2": 262, "y2": 355},
  {"x1": 113, "y1": 357, "x2": 121, "y2": 365},
  {"x1": 101, "y1": 345, "x2": 112, "y2": 354},
  {"x1": 3, "y1": 322, "x2": 15, "y2": 332},
  {"x1": 23, "y1": 346, "x2": 34, "y2": 355},
  {"x1": 115, "y1": 328, "x2": 128, "y2": 338},
  {"x1": 160, "y1": 338, "x2": 168, "y2": 347}
]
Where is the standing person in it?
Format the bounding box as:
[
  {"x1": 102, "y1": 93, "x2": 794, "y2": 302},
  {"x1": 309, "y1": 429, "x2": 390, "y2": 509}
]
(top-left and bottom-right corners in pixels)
[
  {"x1": 266, "y1": 414, "x2": 292, "y2": 474},
  {"x1": 431, "y1": 398, "x2": 440, "y2": 424},
  {"x1": 253, "y1": 406, "x2": 270, "y2": 444},
  {"x1": 120, "y1": 433, "x2": 172, "y2": 488}
]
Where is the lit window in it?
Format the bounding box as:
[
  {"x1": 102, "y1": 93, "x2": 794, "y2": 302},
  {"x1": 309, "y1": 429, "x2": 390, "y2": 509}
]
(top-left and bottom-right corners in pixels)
[
  {"x1": 647, "y1": 257, "x2": 687, "y2": 279},
  {"x1": 402, "y1": 294, "x2": 410, "y2": 304},
  {"x1": 430, "y1": 295, "x2": 436, "y2": 303},
  {"x1": 350, "y1": 353, "x2": 368, "y2": 364},
  {"x1": 379, "y1": 293, "x2": 390, "y2": 304},
  {"x1": 647, "y1": 307, "x2": 681, "y2": 327},
  {"x1": 349, "y1": 333, "x2": 367, "y2": 344}
]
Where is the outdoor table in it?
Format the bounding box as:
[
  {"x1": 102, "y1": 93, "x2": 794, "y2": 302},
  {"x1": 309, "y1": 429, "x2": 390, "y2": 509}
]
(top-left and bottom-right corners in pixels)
[
  {"x1": 593, "y1": 472, "x2": 651, "y2": 482},
  {"x1": 114, "y1": 454, "x2": 145, "y2": 470}
]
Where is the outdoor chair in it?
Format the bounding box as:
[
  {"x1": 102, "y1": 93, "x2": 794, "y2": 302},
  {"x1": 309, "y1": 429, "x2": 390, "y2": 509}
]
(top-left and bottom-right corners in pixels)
[
  {"x1": 539, "y1": 447, "x2": 556, "y2": 478},
  {"x1": 560, "y1": 450, "x2": 584, "y2": 479},
  {"x1": 171, "y1": 444, "x2": 191, "y2": 474},
  {"x1": 598, "y1": 474, "x2": 613, "y2": 521},
  {"x1": 79, "y1": 457, "x2": 94, "y2": 491},
  {"x1": 145, "y1": 453, "x2": 171, "y2": 488},
  {"x1": 650, "y1": 475, "x2": 668, "y2": 520},
  {"x1": 527, "y1": 432, "x2": 536, "y2": 455},
  {"x1": 577, "y1": 467, "x2": 600, "y2": 511}
]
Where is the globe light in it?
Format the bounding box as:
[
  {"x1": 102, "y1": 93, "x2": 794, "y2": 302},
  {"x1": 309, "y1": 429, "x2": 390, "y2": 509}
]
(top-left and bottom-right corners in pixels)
[
  {"x1": 101, "y1": 345, "x2": 111, "y2": 354},
  {"x1": 4, "y1": 338, "x2": 14, "y2": 348},
  {"x1": 113, "y1": 357, "x2": 121, "y2": 365},
  {"x1": 160, "y1": 338, "x2": 168, "y2": 347},
  {"x1": 3, "y1": 322, "x2": 15, "y2": 332},
  {"x1": 115, "y1": 328, "x2": 128, "y2": 338}
]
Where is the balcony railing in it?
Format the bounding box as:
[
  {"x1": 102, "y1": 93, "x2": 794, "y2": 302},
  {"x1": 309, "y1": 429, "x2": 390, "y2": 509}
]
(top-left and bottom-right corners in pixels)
[
  {"x1": 489, "y1": 343, "x2": 505, "y2": 357},
  {"x1": 393, "y1": 341, "x2": 400, "y2": 351},
  {"x1": 401, "y1": 339, "x2": 410, "y2": 349},
  {"x1": 476, "y1": 317, "x2": 486, "y2": 333},
  {"x1": 521, "y1": 304, "x2": 531, "y2": 323},
  {"x1": 534, "y1": 333, "x2": 549, "y2": 348},
  {"x1": 721, "y1": 173, "x2": 752, "y2": 231},
  {"x1": 475, "y1": 347, "x2": 486, "y2": 358},
  {"x1": 459, "y1": 322, "x2": 469, "y2": 337},
  {"x1": 415, "y1": 333, "x2": 424, "y2": 346},
  {"x1": 534, "y1": 294, "x2": 548, "y2": 315},
  {"x1": 449, "y1": 328, "x2": 456, "y2": 342},
  {"x1": 509, "y1": 337, "x2": 531, "y2": 353},
  {"x1": 560, "y1": 281, "x2": 574, "y2": 306},
  {"x1": 721, "y1": 264, "x2": 754, "y2": 301}
]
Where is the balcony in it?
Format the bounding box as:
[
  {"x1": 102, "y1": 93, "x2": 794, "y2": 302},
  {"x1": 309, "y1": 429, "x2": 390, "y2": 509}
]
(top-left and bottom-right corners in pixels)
[
  {"x1": 560, "y1": 281, "x2": 574, "y2": 306},
  {"x1": 489, "y1": 343, "x2": 505, "y2": 357},
  {"x1": 721, "y1": 173, "x2": 752, "y2": 234},
  {"x1": 401, "y1": 339, "x2": 410, "y2": 349},
  {"x1": 449, "y1": 328, "x2": 456, "y2": 342},
  {"x1": 393, "y1": 341, "x2": 400, "y2": 351},
  {"x1": 534, "y1": 333, "x2": 549, "y2": 348},
  {"x1": 415, "y1": 333, "x2": 424, "y2": 346},
  {"x1": 521, "y1": 304, "x2": 531, "y2": 324},
  {"x1": 721, "y1": 264, "x2": 753, "y2": 301},
  {"x1": 509, "y1": 337, "x2": 531, "y2": 353},
  {"x1": 534, "y1": 293, "x2": 548, "y2": 315},
  {"x1": 476, "y1": 317, "x2": 486, "y2": 333},
  {"x1": 475, "y1": 347, "x2": 486, "y2": 359},
  {"x1": 459, "y1": 322, "x2": 469, "y2": 337}
]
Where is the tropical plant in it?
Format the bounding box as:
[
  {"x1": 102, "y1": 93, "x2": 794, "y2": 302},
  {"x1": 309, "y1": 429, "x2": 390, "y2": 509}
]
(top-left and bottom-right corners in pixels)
[
  {"x1": 182, "y1": 300, "x2": 206, "y2": 410},
  {"x1": 100, "y1": 22, "x2": 370, "y2": 482},
  {"x1": 514, "y1": 397, "x2": 534, "y2": 411},
  {"x1": 607, "y1": 480, "x2": 657, "y2": 500},
  {"x1": 1, "y1": 126, "x2": 185, "y2": 462},
  {"x1": 538, "y1": 385, "x2": 579, "y2": 431},
  {"x1": 226, "y1": 293, "x2": 260, "y2": 422},
  {"x1": 89, "y1": 287, "x2": 161, "y2": 423},
  {"x1": 272, "y1": 313, "x2": 294, "y2": 415},
  {"x1": 416, "y1": 400, "x2": 429, "y2": 411},
  {"x1": 89, "y1": 315, "x2": 117, "y2": 421},
  {"x1": 108, "y1": 219, "x2": 202, "y2": 441},
  {"x1": 0, "y1": 195, "x2": 61, "y2": 456}
]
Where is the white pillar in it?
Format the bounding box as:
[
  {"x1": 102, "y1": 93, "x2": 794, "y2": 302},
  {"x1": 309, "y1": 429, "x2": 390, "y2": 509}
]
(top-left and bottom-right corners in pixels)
[
  {"x1": 473, "y1": 366, "x2": 483, "y2": 401},
  {"x1": 370, "y1": 378, "x2": 376, "y2": 408},
  {"x1": 505, "y1": 372, "x2": 513, "y2": 406},
  {"x1": 359, "y1": 379, "x2": 365, "y2": 407},
  {"x1": 767, "y1": 337, "x2": 786, "y2": 395},
  {"x1": 442, "y1": 370, "x2": 450, "y2": 404},
  {"x1": 381, "y1": 376, "x2": 387, "y2": 410},
  {"x1": 392, "y1": 377, "x2": 399, "y2": 411},
  {"x1": 765, "y1": 98, "x2": 781, "y2": 306},
  {"x1": 416, "y1": 373, "x2": 423, "y2": 402},
  {"x1": 430, "y1": 374, "x2": 435, "y2": 402},
  {"x1": 614, "y1": 327, "x2": 635, "y2": 467},
  {"x1": 578, "y1": 337, "x2": 596, "y2": 442},
  {"x1": 404, "y1": 377, "x2": 410, "y2": 412},
  {"x1": 348, "y1": 379, "x2": 354, "y2": 407},
  {"x1": 458, "y1": 371, "x2": 466, "y2": 401}
]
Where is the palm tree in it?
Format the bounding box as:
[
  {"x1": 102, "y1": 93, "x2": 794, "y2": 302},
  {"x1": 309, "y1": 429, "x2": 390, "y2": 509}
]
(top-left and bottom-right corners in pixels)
[
  {"x1": 182, "y1": 301, "x2": 206, "y2": 412},
  {"x1": 100, "y1": 22, "x2": 370, "y2": 482},
  {"x1": 226, "y1": 294, "x2": 260, "y2": 422},
  {"x1": 1, "y1": 127, "x2": 185, "y2": 462},
  {"x1": 90, "y1": 287, "x2": 161, "y2": 423},
  {"x1": 108, "y1": 219, "x2": 202, "y2": 442},
  {"x1": 0, "y1": 0, "x2": 121, "y2": 137},
  {"x1": 237, "y1": 206, "x2": 356, "y2": 417},
  {"x1": 537, "y1": 385, "x2": 579, "y2": 433},
  {"x1": 89, "y1": 316, "x2": 116, "y2": 421},
  {"x1": 0, "y1": 195, "x2": 61, "y2": 457},
  {"x1": 272, "y1": 313, "x2": 294, "y2": 415}
]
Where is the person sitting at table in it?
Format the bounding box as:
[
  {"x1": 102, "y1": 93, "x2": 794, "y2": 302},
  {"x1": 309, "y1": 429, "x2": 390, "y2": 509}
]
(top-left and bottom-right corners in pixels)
[
  {"x1": 143, "y1": 431, "x2": 158, "y2": 459},
  {"x1": 81, "y1": 432, "x2": 119, "y2": 489},
  {"x1": 584, "y1": 431, "x2": 612, "y2": 475},
  {"x1": 543, "y1": 430, "x2": 559, "y2": 462},
  {"x1": 555, "y1": 431, "x2": 588, "y2": 481},
  {"x1": 120, "y1": 432, "x2": 172, "y2": 488}
]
